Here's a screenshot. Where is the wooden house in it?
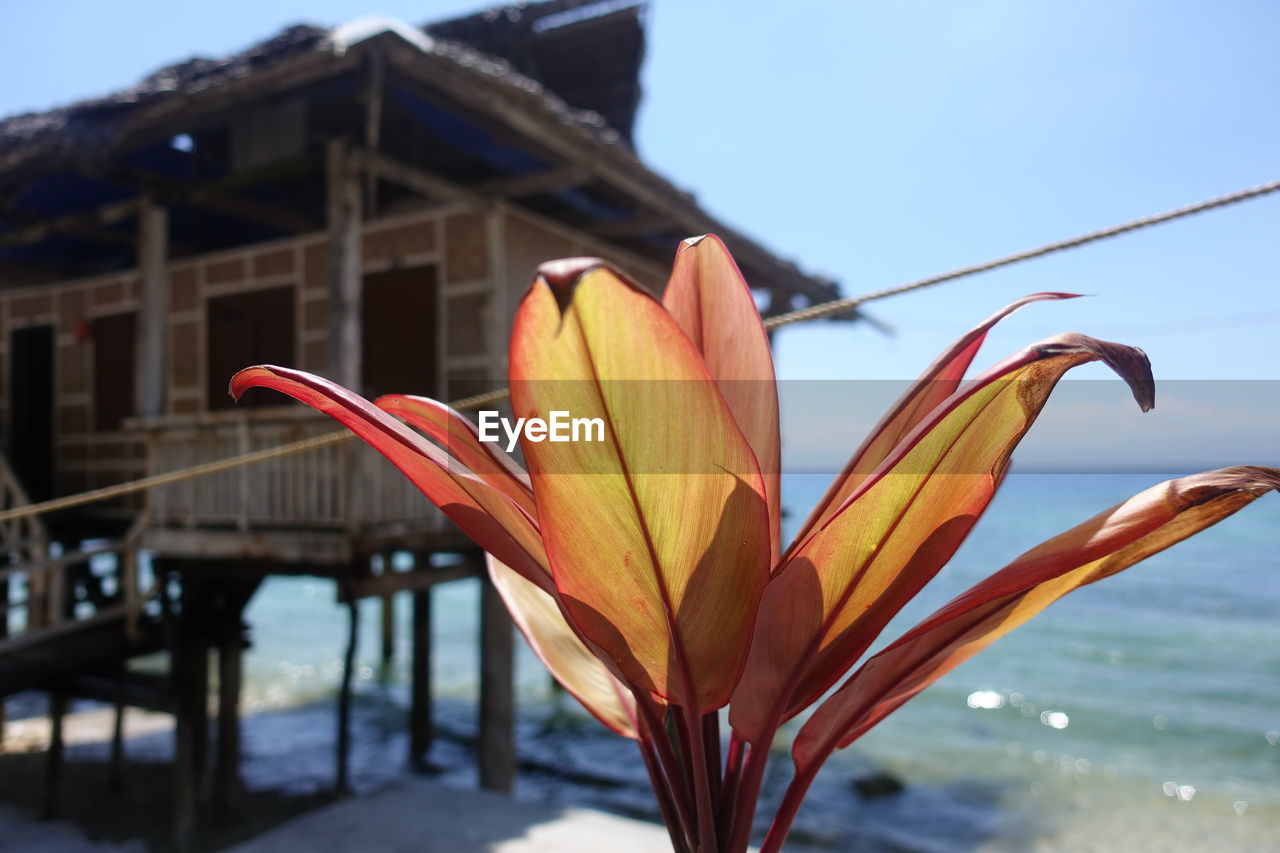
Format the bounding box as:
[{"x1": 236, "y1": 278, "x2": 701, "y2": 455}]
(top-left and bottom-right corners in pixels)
[{"x1": 0, "y1": 0, "x2": 855, "y2": 839}]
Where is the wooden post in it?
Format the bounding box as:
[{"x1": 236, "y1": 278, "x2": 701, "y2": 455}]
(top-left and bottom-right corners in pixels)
[
  {"x1": 109, "y1": 702, "x2": 126, "y2": 793},
  {"x1": 409, "y1": 587, "x2": 432, "y2": 769},
  {"x1": 380, "y1": 592, "x2": 395, "y2": 666},
  {"x1": 215, "y1": 625, "x2": 243, "y2": 821},
  {"x1": 335, "y1": 594, "x2": 359, "y2": 794},
  {"x1": 135, "y1": 198, "x2": 169, "y2": 418},
  {"x1": 43, "y1": 692, "x2": 68, "y2": 819},
  {"x1": 173, "y1": 609, "x2": 209, "y2": 850},
  {"x1": 326, "y1": 139, "x2": 363, "y2": 391},
  {"x1": 478, "y1": 574, "x2": 514, "y2": 792},
  {"x1": 0, "y1": 575, "x2": 7, "y2": 748}
]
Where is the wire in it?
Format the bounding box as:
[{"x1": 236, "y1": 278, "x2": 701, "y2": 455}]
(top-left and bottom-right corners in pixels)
[{"x1": 1, "y1": 177, "x2": 1277, "y2": 524}]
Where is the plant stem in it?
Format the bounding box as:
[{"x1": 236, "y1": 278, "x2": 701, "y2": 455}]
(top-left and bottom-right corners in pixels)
[
  {"x1": 681, "y1": 704, "x2": 718, "y2": 851},
  {"x1": 759, "y1": 762, "x2": 822, "y2": 853},
  {"x1": 638, "y1": 736, "x2": 692, "y2": 853},
  {"x1": 726, "y1": 738, "x2": 772, "y2": 853},
  {"x1": 702, "y1": 711, "x2": 722, "y2": 806},
  {"x1": 637, "y1": 697, "x2": 697, "y2": 845},
  {"x1": 717, "y1": 733, "x2": 746, "y2": 843}
]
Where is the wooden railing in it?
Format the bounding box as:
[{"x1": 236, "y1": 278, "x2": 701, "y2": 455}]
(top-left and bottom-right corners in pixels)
[
  {"x1": 0, "y1": 452, "x2": 152, "y2": 652},
  {"x1": 139, "y1": 409, "x2": 444, "y2": 535}
]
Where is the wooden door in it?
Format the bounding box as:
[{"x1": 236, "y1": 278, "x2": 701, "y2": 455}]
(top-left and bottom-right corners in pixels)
[
  {"x1": 361, "y1": 266, "x2": 437, "y2": 399},
  {"x1": 8, "y1": 325, "x2": 55, "y2": 501},
  {"x1": 91, "y1": 311, "x2": 137, "y2": 431}
]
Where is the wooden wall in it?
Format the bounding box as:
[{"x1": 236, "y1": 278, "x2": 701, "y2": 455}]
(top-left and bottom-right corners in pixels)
[{"x1": 0, "y1": 201, "x2": 667, "y2": 512}]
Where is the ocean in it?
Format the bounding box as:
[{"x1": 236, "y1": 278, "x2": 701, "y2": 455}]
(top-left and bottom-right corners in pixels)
[{"x1": 234, "y1": 471, "x2": 1280, "y2": 851}]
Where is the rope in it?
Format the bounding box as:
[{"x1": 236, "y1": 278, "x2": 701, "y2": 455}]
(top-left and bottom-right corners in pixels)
[
  {"x1": 761, "y1": 178, "x2": 1280, "y2": 329},
  {"x1": 1, "y1": 177, "x2": 1276, "y2": 524}
]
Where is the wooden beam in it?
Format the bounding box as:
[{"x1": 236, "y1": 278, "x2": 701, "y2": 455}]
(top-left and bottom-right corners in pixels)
[
  {"x1": 586, "y1": 213, "x2": 671, "y2": 239},
  {"x1": 327, "y1": 139, "x2": 363, "y2": 391},
  {"x1": 185, "y1": 187, "x2": 319, "y2": 234},
  {"x1": 0, "y1": 199, "x2": 137, "y2": 249},
  {"x1": 364, "y1": 53, "x2": 386, "y2": 216},
  {"x1": 474, "y1": 165, "x2": 592, "y2": 199},
  {"x1": 478, "y1": 573, "x2": 514, "y2": 792},
  {"x1": 336, "y1": 560, "x2": 480, "y2": 601},
  {"x1": 357, "y1": 149, "x2": 472, "y2": 203},
  {"x1": 136, "y1": 198, "x2": 168, "y2": 418},
  {"x1": 102, "y1": 165, "x2": 320, "y2": 234}
]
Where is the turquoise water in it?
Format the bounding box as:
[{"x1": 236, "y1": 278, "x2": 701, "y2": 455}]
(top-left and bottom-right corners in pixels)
[{"x1": 238, "y1": 472, "x2": 1280, "y2": 850}]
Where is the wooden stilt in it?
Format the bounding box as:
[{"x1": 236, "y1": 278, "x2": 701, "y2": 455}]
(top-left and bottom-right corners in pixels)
[
  {"x1": 215, "y1": 625, "x2": 243, "y2": 821},
  {"x1": 336, "y1": 596, "x2": 359, "y2": 794},
  {"x1": 192, "y1": 645, "x2": 209, "y2": 800},
  {"x1": 479, "y1": 574, "x2": 514, "y2": 792},
  {"x1": 1, "y1": 577, "x2": 7, "y2": 751},
  {"x1": 109, "y1": 702, "x2": 126, "y2": 793},
  {"x1": 42, "y1": 692, "x2": 67, "y2": 819},
  {"x1": 173, "y1": 603, "x2": 209, "y2": 851},
  {"x1": 380, "y1": 591, "x2": 396, "y2": 665},
  {"x1": 409, "y1": 587, "x2": 432, "y2": 769}
]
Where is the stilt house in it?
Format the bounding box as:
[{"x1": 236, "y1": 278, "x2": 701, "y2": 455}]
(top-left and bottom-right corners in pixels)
[{"x1": 0, "y1": 0, "x2": 853, "y2": 836}]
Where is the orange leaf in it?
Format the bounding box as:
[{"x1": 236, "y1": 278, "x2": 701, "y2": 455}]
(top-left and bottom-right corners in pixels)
[
  {"x1": 376, "y1": 394, "x2": 533, "y2": 514},
  {"x1": 793, "y1": 466, "x2": 1280, "y2": 770},
  {"x1": 663, "y1": 235, "x2": 782, "y2": 563},
  {"x1": 510, "y1": 259, "x2": 771, "y2": 712},
  {"x1": 786, "y1": 293, "x2": 1078, "y2": 560},
  {"x1": 229, "y1": 366, "x2": 553, "y2": 594},
  {"x1": 730, "y1": 334, "x2": 1153, "y2": 743},
  {"x1": 487, "y1": 555, "x2": 638, "y2": 738}
]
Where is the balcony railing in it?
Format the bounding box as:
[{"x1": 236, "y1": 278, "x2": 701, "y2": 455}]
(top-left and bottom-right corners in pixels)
[{"x1": 138, "y1": 409, "x2": 444, "y2": 538}]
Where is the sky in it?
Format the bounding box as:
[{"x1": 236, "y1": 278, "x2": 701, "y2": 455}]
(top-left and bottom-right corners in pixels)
[{"x1": 4, "y1": 0, "x2": 1278, "y2": 469}]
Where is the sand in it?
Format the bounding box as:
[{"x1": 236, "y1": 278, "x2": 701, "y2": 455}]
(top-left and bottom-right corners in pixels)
[{"x1": 226, "y1": 777, "x2": 678, "y2": 853}]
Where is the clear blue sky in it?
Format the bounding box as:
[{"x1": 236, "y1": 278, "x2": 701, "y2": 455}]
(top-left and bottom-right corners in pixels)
[{"x1": 5, "y1": 1, "x2": 1278, "y2": 465}]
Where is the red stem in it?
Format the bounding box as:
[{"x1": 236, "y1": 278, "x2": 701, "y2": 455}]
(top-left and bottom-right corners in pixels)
[
  {"x1": 680, "y1": 704, "x2": 718, "y2": 851},
  {"x1": 759, "y1": 761, "x2": 822, "y2": 853},
  {"x1": 726, "y1": 738, "x2": 772, "y2": 853},
  {"x1": 702, "y1": 711, "x2": 722, "y2": 807},
  {"x1": 637, "y1": 697, "x2": 696, "y2": 843},
  {"x1": 638, "y1": 736, "x2": 692, "y2": 853},
  {"x1": 717, "y1": 733, "x2": 746, "y2": 843}
]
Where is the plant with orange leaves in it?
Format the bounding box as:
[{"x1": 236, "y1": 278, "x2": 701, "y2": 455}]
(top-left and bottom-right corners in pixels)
[{"x1": 233, "y1": 236, "x2": 1278, "y2": 852}]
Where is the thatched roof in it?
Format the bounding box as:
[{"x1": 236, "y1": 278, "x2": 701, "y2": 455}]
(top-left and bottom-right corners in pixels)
[{"x1": 0, "y1": 1, "x2": 847, "y2": 313}]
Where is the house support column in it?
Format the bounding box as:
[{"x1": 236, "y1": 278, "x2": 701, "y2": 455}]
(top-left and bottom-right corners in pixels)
[
  {"x1": 478, "y1": 572, "x2": 514, "y2": 792},
  {"x1": 42, "y1": 691, "x2": 68, "y2": 818},
  {"x1": 214, "y1": 622, "x2": 246, "y2": 821},
  {"x1": 326, "y1": 139, "x2": 363, "y2": 390},
  {"x1": 335, "y1": 572, "x2": 360, "y2": 794},
  {"x1": 136, "y1": 198, "x2": 169, "y2": 417},
  {"x1": 408, "y1": 587, "x2": 432, "y2": 769}
]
